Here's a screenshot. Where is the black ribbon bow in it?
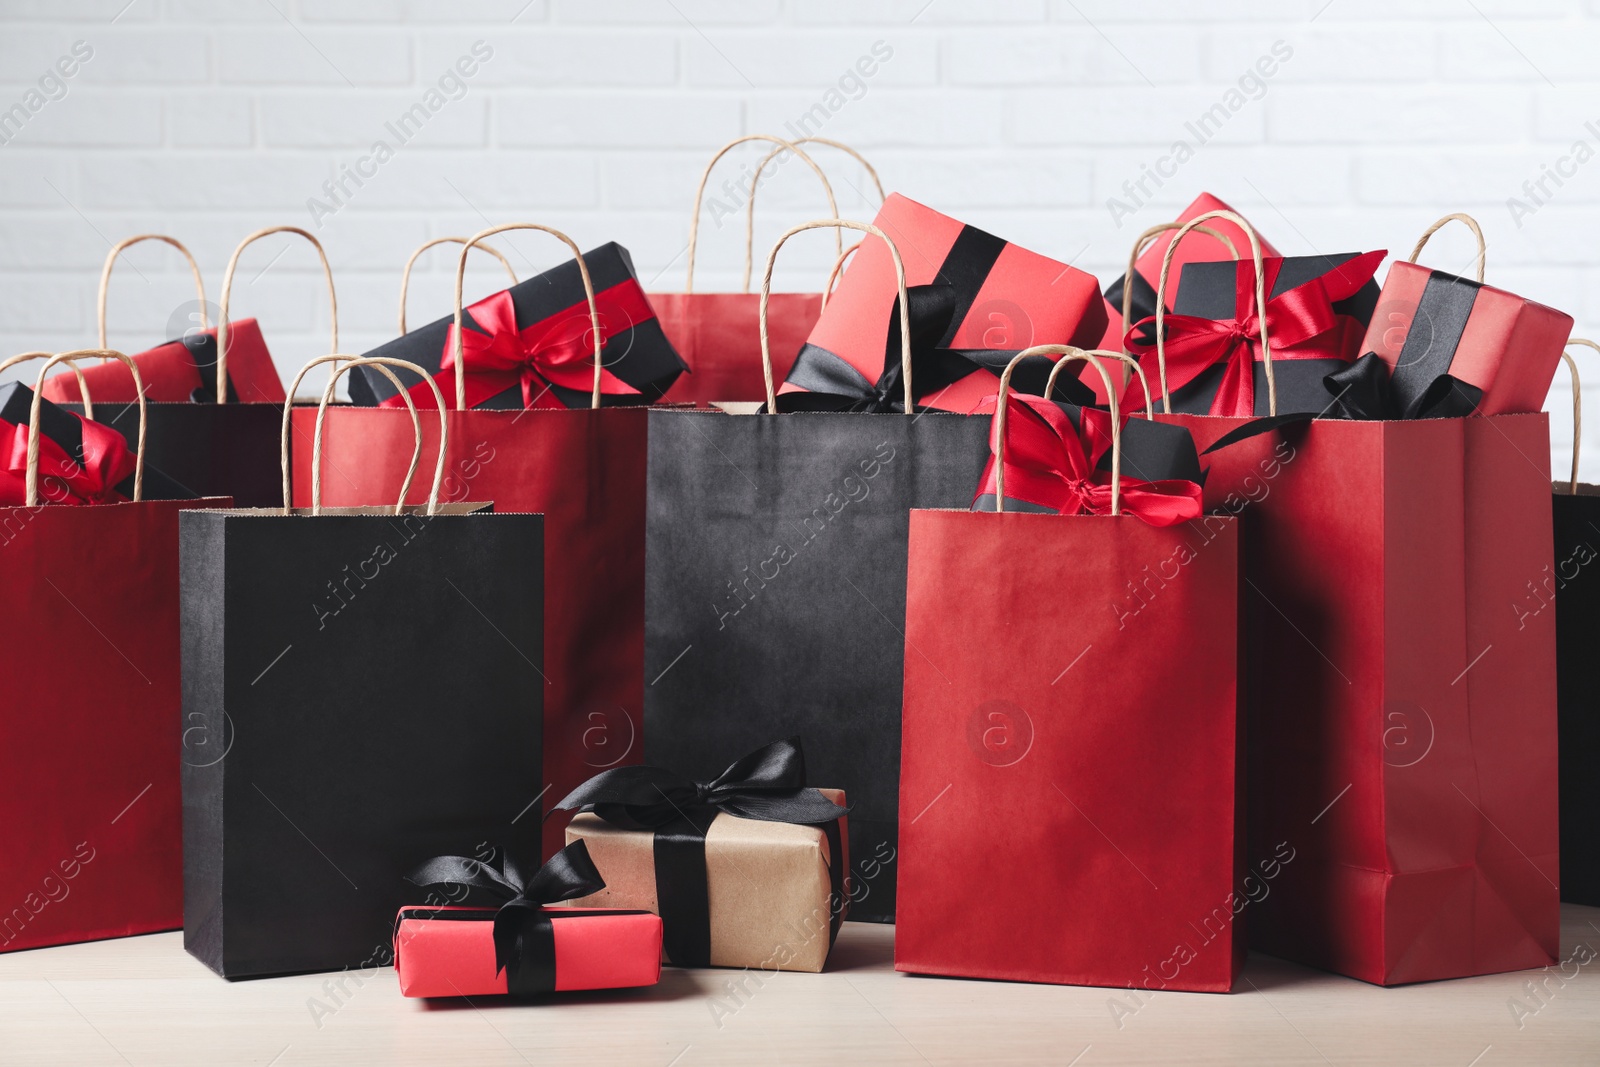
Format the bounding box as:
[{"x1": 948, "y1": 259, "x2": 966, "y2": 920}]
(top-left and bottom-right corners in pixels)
[
  {"x1": 1322, "y1": 351, "x2": 1482, "y2": 422},
  {"x1": 405, "y1": 840, "x2": 609, "y2": 995},
  {"x1": 553, "y1": 737, "x2": 850, "y2": 967}
]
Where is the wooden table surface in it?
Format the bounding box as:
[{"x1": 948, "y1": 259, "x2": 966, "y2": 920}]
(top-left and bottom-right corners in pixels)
[{"x1": 3, "y1": 906, "x2": 1598, "y2": 1066}]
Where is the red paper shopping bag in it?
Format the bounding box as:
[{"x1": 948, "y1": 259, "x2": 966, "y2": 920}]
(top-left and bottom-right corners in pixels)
[
  {"x1": 1, "y1": 351, "x2": 227, "y2": 954},
  {"x1": 652, "y1": 134, "x2": 854, "y2": 406},
  {"x1": 897, "y1": 349, "x2": 1243, "y2": 992},
  {"x1": 291, "y1": 224, "x2": 647, "y2": 859}
]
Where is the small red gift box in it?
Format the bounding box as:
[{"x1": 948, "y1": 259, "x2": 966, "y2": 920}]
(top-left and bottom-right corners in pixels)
[
  {"x1": 393, "y1": 905, "x2": 662, "y2": 999},
  {"x1": 41, "y1": 319, "x2": 286, "y2": 405},
  {"x1": 1359, "y1": 214, "x2": 1572, "y2": 417}
]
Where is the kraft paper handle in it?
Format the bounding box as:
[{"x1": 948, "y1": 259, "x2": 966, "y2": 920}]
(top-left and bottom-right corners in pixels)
[
  {"x1": 98, "y1": 234, "x2": 208, "y2": 350},
  {"x1": 743, "y1": 137, "x2": 884, "y2": 292},
  {"x1": 1561, "y1": 338, "x2": 1599, "y2": 494},
  {"x1": 995, "y1": 347, "x2": 1124, "y2": 517},
  {"x1": 1408, "y1": 212, "x2": 1486, "y2": 284},
  {"x1": 398, "y1": 236, "x2": 518, "y2": 336},
  {"x1": 29, "y1": 350, "x2": 145, "y2": 505},
  {"x1": 1120, "y1": 221, "x2": 1238, "y2": 360},
  {"x1": 1153, "y1": 209, "x2": 1273, "y2": 416},
  {"x1": 452, "y1": 223, "x2": 601, "y2": 411},
  {"x1": 1042, "y1": 345, "x2": 1154, "y2": 420},
  {"x1": 760, "y1": 219, "x2": 910, "y2": 415},
  {"x1": 684, "y1": 135, "x2": 840, "y2": 294},
  {"x1": 282, "y1": 355, "x2": 425, "y2": 516},
  {"x1": 819, "y1": 240, "x2": 862, "y2": 314},
  {"x1": 309, "y1": 356, "x2": 445, "y2": 517},
  {"x1": 0, "y1": 351, "x2": 94, "y2": 421},
  {"x1": 218, "y1": 227, "x2": 339, "y2": 405}
]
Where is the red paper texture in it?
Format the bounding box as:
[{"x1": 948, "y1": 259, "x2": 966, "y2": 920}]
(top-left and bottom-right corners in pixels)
[
  {"x1": 290, "y1": 406, "x2": 646, "y2": 859},
  {"x1": 393, "y1": 906, "x2": 663, "y2": 998},
  {"x1": 897, "y1": 509, "x2": 1243, "y2": 992},
  {"x1": 41, "y1": 319, "x2": 286, "y2": 405},
  {"x1": 792, "y1": 193, "x2": 1105, "y2": 413},
  {"x1": 651, "y1": 292, "x2": 820, "y2": 406},
  {"x1": 0, "y1": 496, "x2": 226, "y2": 953},
  {"x1": 1359, "y1": 261, "x2": 1572, "y2": 416},
  {"x1": 1165, "y1": 411, "x2": 1559, "y2": 985}
]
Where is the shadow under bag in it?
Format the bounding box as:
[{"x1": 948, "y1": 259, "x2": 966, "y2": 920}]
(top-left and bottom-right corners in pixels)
[{"x1": 181, "y1": 356, "x2": 545, "y2": 979}]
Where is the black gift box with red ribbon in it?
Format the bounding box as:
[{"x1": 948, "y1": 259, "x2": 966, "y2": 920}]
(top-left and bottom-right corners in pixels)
[
  {"x1": 0, "y1": 382, "x2": 193, "y2": 504},
  {"x1": 348, "y1": 242, "x2": 687, "y2": 411},
  {"x1": 1126, "y1": 252, "x2": 1384, "y2": 417}
]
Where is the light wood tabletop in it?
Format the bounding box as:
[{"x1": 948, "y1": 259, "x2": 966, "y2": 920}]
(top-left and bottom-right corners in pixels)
[{"x1": 2, "y1": 906, "x2": 1597, "y2": 1066}]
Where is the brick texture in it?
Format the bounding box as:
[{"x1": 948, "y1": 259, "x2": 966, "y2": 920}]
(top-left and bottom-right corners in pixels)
[{"x1": 0, "y1": 0, "x2": 1595, "y2": 470}]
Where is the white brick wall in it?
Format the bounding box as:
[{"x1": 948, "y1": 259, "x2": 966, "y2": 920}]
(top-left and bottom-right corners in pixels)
[{"x1": 2, "y1": 0, "x2": 1599, "y2": 475}]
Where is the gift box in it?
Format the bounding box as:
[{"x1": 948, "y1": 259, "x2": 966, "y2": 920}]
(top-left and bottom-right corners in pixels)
[
  {"x1": 348, "y1": 241, "x2": 686, "y2": 411},
  {"x1": 1125, "y1": 250, "x2": 1385, "y2": 417},
  {"x1": 395, "y1": 842, "x2": 663, "y2": 998},
  {"x1": 1097, "y1": 192, "x2": 1280, "y2": 355},
  {"x1": 0, "y1": 379, "x2": 192, "y2": 504},
  {"x1": 971, "y1": 354, "x2": 1204, "y2": 517},
  {"x1": 555, "y1": 739, "x2": 849, "y2": 973},
  {"x1": 41, "y1": 320, "x2": 284, "y2": 405},
  {"x1": 1359, "y1": 214, "x2": 1572, "y2": 417},
  {"x1": 777, "y1": 193, "x2": 1106, "y2": 414}
]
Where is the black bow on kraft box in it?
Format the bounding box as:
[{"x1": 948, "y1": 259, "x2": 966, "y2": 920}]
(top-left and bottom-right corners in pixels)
[
  {"x1": 347, "y1": 242, "x2": 687, "y2": 411},
  {"x1": 0, "y1": 381, "x2": 194, "y2": 504},
  {"x1": 394, "y1": 841, "x2": 663, "y2": 998},
  {"x1": 553, "y1": 738, "x2": 850, "y2": 974},
  {"x1": 1125, "y1": 251, "x2": 1385, "y2": 417}
]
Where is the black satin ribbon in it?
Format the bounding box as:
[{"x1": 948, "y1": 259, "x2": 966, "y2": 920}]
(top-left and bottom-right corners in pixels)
[
  {"x1": 186, "y1": 333, "x2": 239, "y2": 405},
  {"x1": 553, "y1": 736, "x2": 851, "y2": 968},
  {"x1": 778, "y1": 225, "x2": 1036, "y2": 412},
  {"x1": 405, "y1": 840, "x2": 607, "y2": 995},
  {"x1": 1385, "y1": 269, "x2": 1482, "y2": 419}
]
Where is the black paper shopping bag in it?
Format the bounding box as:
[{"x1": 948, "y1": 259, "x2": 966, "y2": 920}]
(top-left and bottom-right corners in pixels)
[
  {"x1": 1553, "y1": 339, "x2": 1600, "y2": 907},
  {"x1": 643, "y1": 220, "x2": 992, "y2": 922},
  {"x1": 180, "y1": 356, "x2": 545, "y2": 979}
]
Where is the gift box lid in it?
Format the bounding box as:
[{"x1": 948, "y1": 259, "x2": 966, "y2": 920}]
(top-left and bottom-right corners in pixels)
[{"x1": 39, "y1": 318, "x2": 285, "y2": 406}]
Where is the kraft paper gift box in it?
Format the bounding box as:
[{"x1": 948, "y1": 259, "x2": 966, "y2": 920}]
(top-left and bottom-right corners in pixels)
[{"x1": 554, "y1": 739, "x2": 849, "y2": 974}]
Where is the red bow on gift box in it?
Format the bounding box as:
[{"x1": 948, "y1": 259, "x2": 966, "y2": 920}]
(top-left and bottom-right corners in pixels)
[
  {"x1": 975, "y1": 392, "x2": 1202, "y2": 527},
  {"x1": 1, "y1": 416, "x2": 135, "y2": 506},
  {"x1": 438, "y1": 288, "x2": 642, "y2": 410},
  {"x1": 1122, "y1": 250, "x2": 1386, "y2": 417}
]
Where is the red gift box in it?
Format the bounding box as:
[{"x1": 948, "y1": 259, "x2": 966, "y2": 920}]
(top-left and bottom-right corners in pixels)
[
  {"x1": 41, "y1": 319, "x2": 286, "y2": 406},
  {"x1": 1360, "y1": 215, "x2": 1571, "y2": 416},
  {"x1": 778, "y1": 193, "x2": 1106, "y2": 414},
  {"x1": 393, "y1": 906, "x2": 662, "y2": 998}
]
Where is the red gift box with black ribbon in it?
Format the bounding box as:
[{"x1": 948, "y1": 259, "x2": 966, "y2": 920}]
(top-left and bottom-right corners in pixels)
[
  {"x1": 41, "y1": 320, "x2": 285, "y2": 406},
  {"x1": 776, "y1": 193, "x2": 1106, "y2": 414},
  {"x1": 1358, "y1": 214, "x2": 1572, "y2": 417},
  {"x1": 348, "y1": 241, "x2": 686, "y2": 411},
  {"x1": 1124, "y1": 250, "x2": 1385, "y2": 417},
  {"x1": 395, "y1": 842, "x2": 662, "y2": 999}
]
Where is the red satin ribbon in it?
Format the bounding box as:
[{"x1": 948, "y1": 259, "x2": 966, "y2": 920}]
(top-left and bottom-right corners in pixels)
[
  {"x1": 974, "y1": 393, "x2": 1202, "y2": 527},
  {"x1": 1, "y1": 416, "x2": 135, "y2": 506},
  {"x1": 1122, "y1": 250, "x2": 1386, "y2": 417},
  {"x1": 382, "y1": 279, "x2": 656, "y2": 411}
]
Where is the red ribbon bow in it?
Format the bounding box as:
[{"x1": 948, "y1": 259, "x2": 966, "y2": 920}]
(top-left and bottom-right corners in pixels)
[
  {"x1": 1, "y1": 416, "x2": 135, "y2": 506},
  {"x1": 1122, "y1": 250, "x2": 1386, "y2": 417},
  {"x1": 438, "y1": 287, "x2": 639, "y2": 410},
  {"x1": 975, "y1": 392, "x2": 1202, "y2": 527}
]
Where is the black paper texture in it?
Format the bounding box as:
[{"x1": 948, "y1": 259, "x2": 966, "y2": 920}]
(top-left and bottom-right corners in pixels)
[
  {"x1": 61, "y1": 400, "x2": 283, "y2": 506},
  {"x1": 643, "y1": 409, "x2": 991, "y2": 922},
  {"x1": 1553, "y1": 488, "x2": 1600, "y2": 906},
  {"x1": 180, "y1": 507, "x2": 545, "y2": 978}
]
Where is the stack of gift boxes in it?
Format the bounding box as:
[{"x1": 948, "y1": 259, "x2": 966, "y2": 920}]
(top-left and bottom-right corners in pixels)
[{"x1": 4, "y1": 134, "x2": 1594, "y2": 1000}]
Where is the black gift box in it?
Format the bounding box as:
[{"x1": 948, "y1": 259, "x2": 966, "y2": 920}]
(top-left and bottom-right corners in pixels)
[{"x1": 348, "y1": 242, "x2": 686, "y2": 410}]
